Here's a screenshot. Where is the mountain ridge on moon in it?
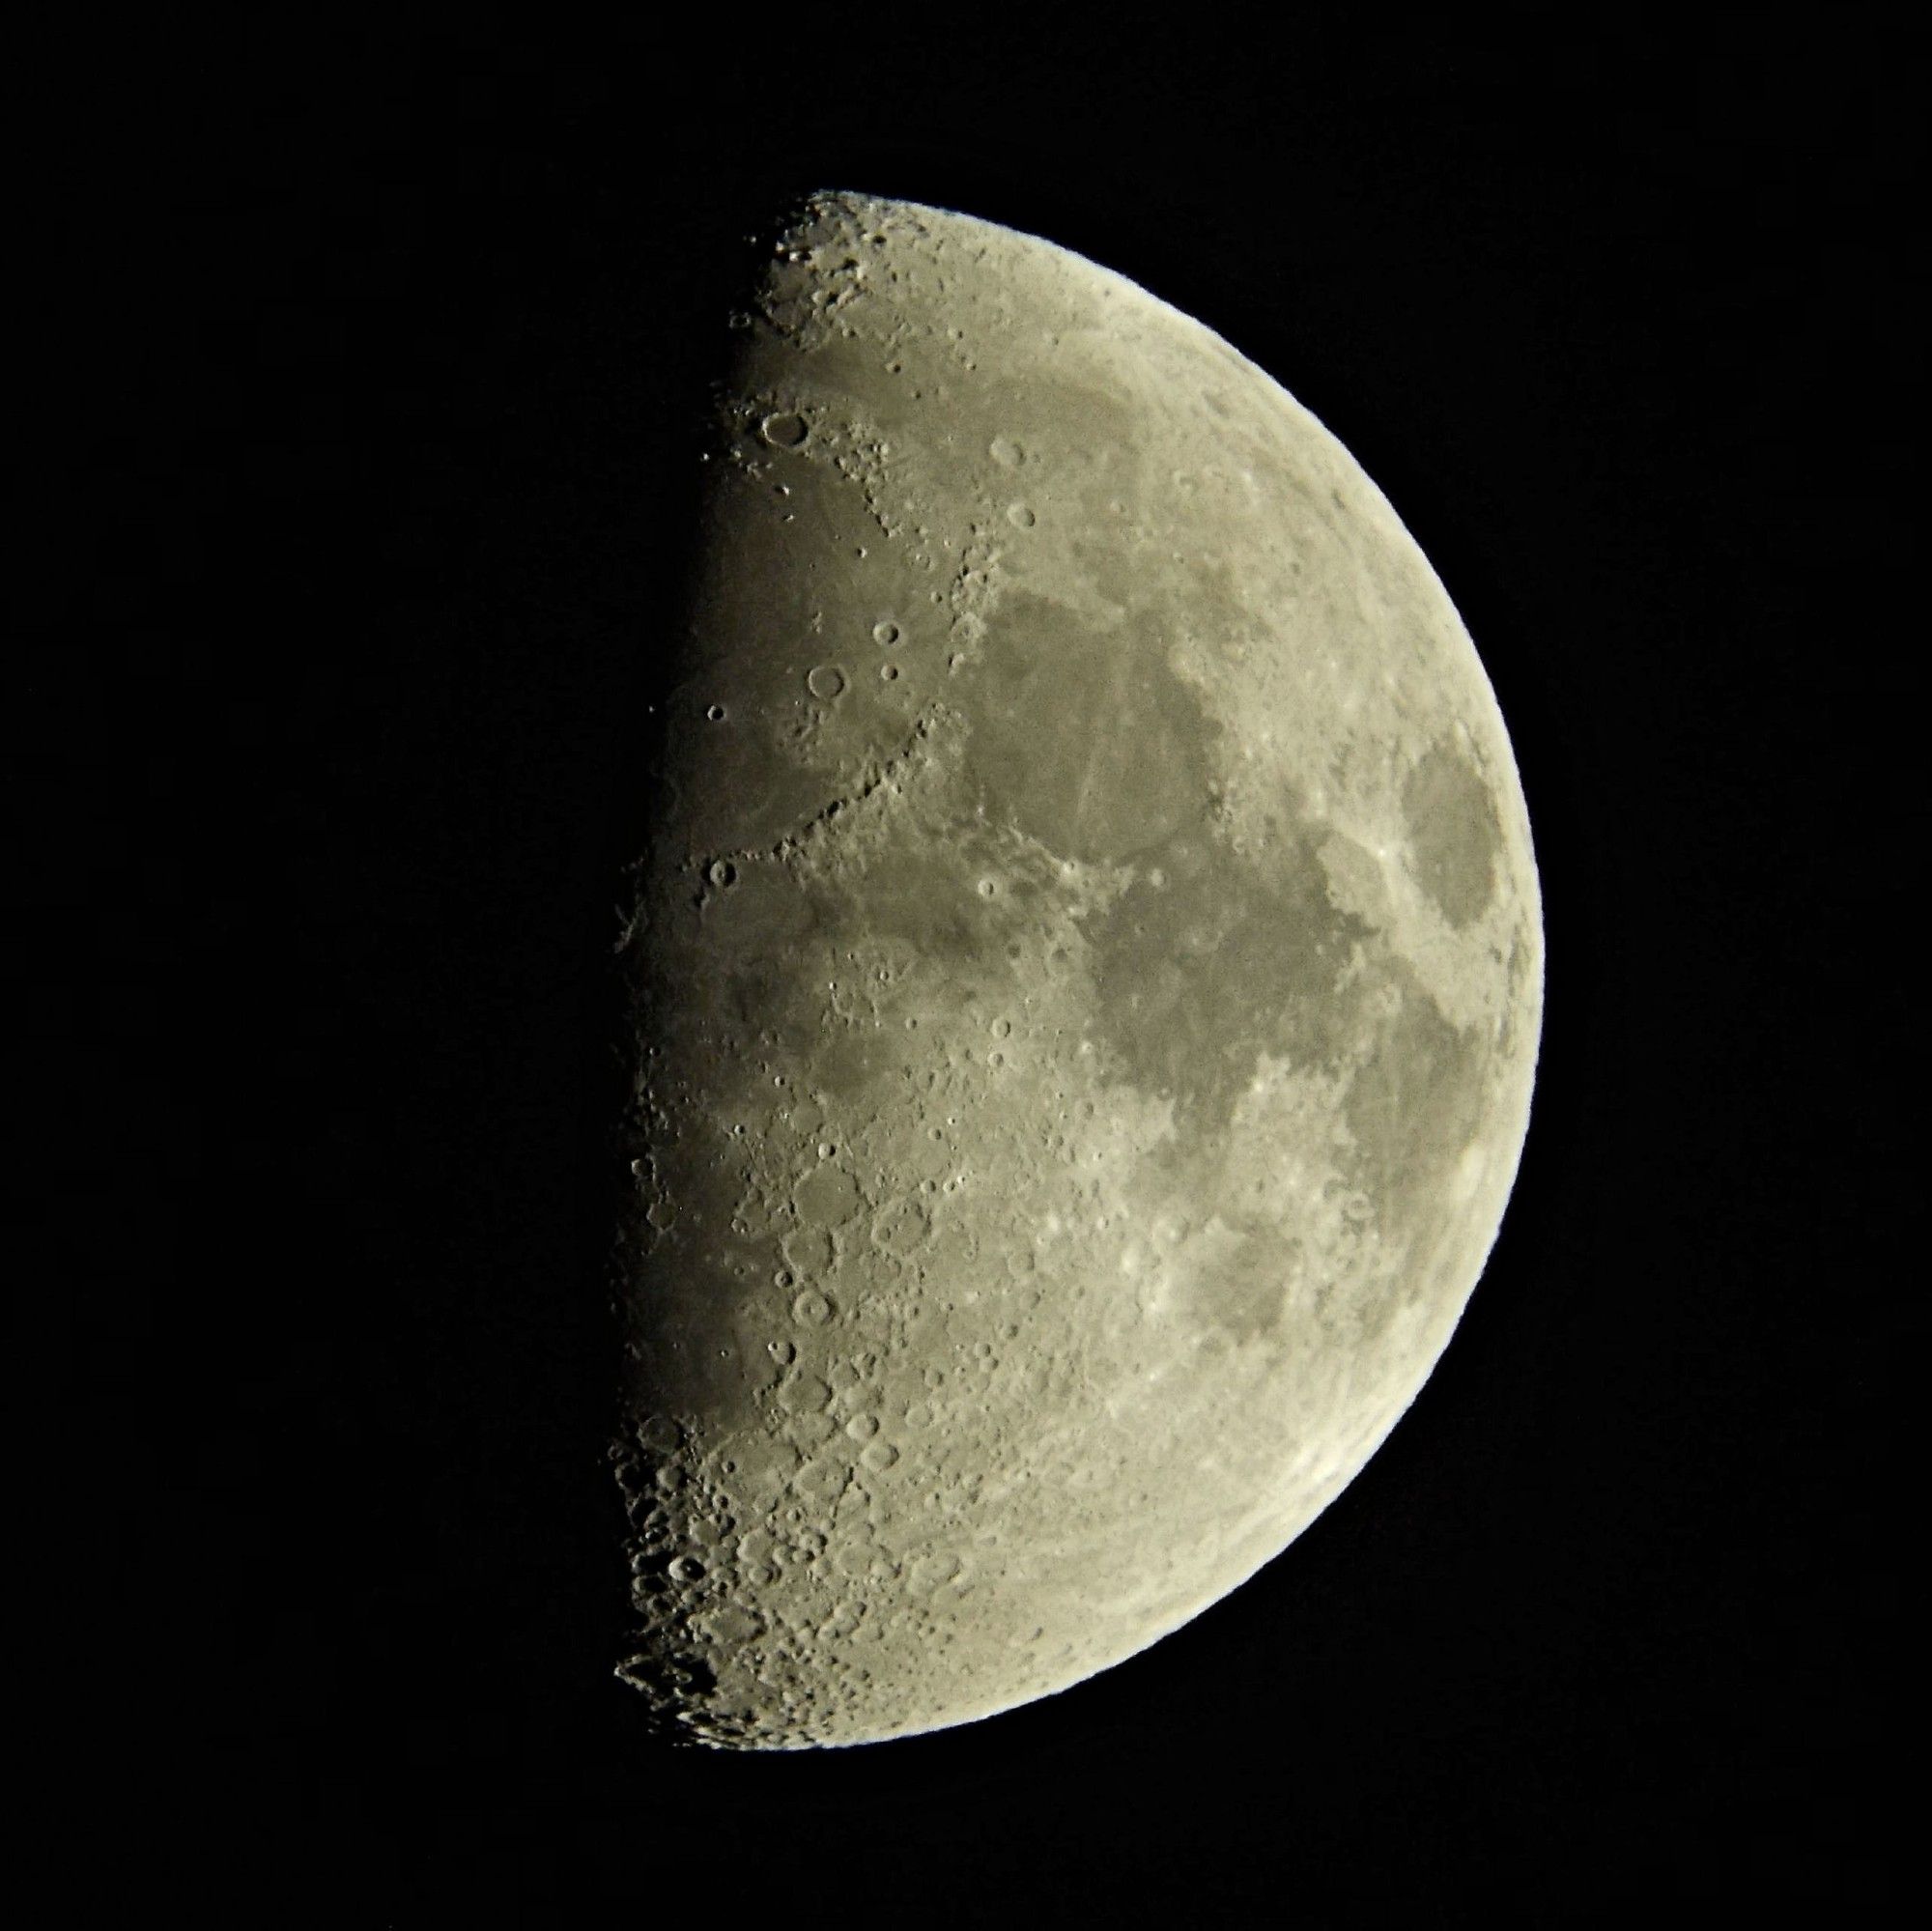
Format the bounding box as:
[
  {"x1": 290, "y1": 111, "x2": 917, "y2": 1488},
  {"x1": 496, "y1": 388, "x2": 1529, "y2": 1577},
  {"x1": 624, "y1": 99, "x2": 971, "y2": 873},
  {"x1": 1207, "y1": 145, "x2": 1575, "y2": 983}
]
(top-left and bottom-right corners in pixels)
[{"x1": 611, "y1": 190, "x2": 1543, "y2": 1747}]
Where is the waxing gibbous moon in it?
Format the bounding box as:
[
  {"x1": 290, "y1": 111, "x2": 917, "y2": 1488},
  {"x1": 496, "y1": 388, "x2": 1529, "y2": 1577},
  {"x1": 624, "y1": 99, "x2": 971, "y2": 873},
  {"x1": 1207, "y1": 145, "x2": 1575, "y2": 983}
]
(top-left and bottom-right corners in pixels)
[{"x1": 611, "y1": 191, "x2": 1543, "y2": 1748}]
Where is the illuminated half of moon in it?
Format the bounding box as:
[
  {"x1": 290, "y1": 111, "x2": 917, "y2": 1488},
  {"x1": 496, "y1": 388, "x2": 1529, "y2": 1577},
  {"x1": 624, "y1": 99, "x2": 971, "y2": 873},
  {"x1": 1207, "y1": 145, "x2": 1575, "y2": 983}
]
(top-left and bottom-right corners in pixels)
[{"x1": 610, "y1": 191, "x2": 1543, "y2": 1748}]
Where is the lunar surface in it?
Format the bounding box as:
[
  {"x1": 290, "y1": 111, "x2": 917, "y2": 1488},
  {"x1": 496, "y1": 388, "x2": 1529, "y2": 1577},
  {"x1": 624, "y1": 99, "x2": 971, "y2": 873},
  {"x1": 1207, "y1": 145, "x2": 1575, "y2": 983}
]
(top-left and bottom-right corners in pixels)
[{"x1": 611, "y1": 191, "x2": 1542, "y2": 1747}]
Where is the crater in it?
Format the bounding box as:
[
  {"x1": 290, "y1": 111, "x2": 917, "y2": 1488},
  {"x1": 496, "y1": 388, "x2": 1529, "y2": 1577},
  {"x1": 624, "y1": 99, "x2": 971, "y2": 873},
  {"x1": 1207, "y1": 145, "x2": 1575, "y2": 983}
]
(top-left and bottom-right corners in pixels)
[
  {"x1": 1402, "y1": 739, "x2": 1500, "y2": 927},
  {"x1": 1171, "y1": 1213, "x2": 1291, "y2": 1346}
]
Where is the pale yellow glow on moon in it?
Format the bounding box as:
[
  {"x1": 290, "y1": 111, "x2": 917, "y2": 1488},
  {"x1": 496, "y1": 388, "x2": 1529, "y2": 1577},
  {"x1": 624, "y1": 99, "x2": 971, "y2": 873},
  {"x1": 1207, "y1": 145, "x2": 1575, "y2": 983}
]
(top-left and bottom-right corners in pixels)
[{"x1": 611, "y1": 191, "x2": 1543, "y2": 1747}]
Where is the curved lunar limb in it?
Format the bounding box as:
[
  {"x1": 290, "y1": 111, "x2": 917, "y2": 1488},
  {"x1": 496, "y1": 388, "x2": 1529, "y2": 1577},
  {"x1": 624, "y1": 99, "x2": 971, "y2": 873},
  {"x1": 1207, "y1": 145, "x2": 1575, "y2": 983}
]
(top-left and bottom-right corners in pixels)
[{"x1": 611, "y1": 191, "x2": 1542, "y2": 1748}]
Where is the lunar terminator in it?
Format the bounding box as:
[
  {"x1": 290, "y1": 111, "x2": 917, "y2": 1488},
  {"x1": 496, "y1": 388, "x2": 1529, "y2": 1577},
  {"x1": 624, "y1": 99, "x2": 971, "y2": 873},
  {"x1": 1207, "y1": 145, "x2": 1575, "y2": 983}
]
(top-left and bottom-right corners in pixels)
[{"x1": 611, "y1": 191, "x2": 1542, "y2": 1747}]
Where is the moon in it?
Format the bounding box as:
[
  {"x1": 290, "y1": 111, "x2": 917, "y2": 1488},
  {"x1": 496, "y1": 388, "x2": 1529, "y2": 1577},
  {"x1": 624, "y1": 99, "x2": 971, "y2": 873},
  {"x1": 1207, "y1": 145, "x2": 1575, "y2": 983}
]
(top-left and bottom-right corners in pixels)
[{"x1": 611, "y1": 191, "x2": 1543, "y2": 1747}]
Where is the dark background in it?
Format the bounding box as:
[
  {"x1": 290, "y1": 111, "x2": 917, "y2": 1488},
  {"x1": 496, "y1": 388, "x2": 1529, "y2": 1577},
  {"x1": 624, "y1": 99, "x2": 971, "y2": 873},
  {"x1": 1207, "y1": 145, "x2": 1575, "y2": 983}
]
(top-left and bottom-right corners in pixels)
[{"x1": 43, "y1": 17, "x2": 1906, "y2": 1922}]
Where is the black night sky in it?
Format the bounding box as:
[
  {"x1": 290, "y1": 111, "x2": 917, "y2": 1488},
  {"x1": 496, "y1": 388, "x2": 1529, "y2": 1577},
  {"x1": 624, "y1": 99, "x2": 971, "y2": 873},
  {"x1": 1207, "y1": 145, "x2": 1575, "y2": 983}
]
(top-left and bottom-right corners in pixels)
[{"x1": 44, "y1": 18, "x2": 1906, "y2": 1922}]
